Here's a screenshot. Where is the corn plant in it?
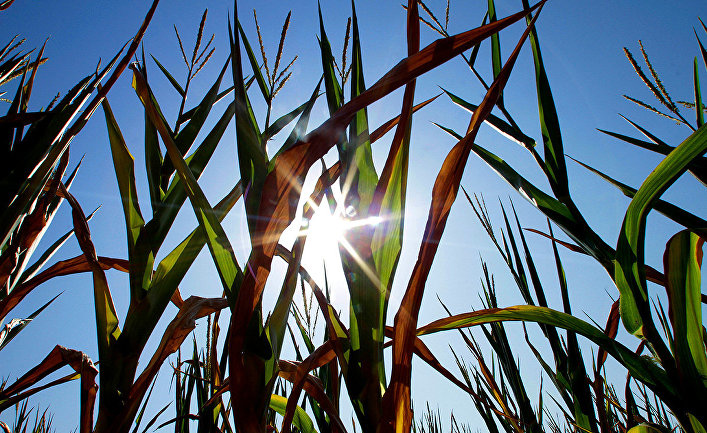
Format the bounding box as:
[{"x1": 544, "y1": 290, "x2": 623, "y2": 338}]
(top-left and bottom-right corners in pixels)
[
  {"x1": 0, "y1": 3, "x2": 159, "y2": 429},
  {"x1": 420, "y1": 6, "x2": 707, "y2": 433},
  {"x1": 433, "y1": 195, "x2": 678, "y2": 433},
  {"x1": 226, "y1": 2, "x2": 545, "y2": 433},
  {"x1": 125, "y1": 2, "x2": 547, "y2": 433},
  {"x1": 72, "y1": 11, "x2": 252, "y2": 433}
]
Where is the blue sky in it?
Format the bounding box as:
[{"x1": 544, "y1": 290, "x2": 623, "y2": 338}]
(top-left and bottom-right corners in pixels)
[{"x1": 1, "y1": 0, "x2": 705, "y2": 431}]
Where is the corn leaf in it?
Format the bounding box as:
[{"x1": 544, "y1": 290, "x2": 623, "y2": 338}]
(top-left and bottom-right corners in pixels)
[
  {"x1": 269, "y1": 395, "x2": 317, "y2": 433},
  {"x1": 132, "y1": 66, "x2": 243, "y2": 302},
  {"x1": 230, "y1": 18, "x2": 267, "y2": 242},
  {"x1": 140, "y1": 60, "x2": 164, "y2": 209},
  {"x1": 417, "y1": 305, "x2": 674, "y2": 400},
  {"x1": 149, "y1": 182, "x2": 242, "y2": 311},
  {"x1": 150, "y1": 55, "x2": 185, "y2": 96},
  {"x1": 177, "y1": 85, "x2": 235, "y2": 126},
  {"x1": 663, "y1": 231, "x2": 707, "y2": 390},
  {"x1": 570, "y1": 156, "x2": 707, "y2": 237},
  {"x1": 597, "y1": 127, "x2": 707, "y2": 186},
  {"x1": 695, "y1": 58, "x2": 704, "y2": 127},
  {"x1": 336, "y1": 1, "x2": 389, "y2": 427},
  {"x1": 522, "y1": 0, "x2": 568, "y2": 200},
  {"x1": 442, "y1": 88, "x2": 535, "y2": 148},
  {"x1": 344, "y1": 0, "x2": 377, "y2": 213},
  {"x1": 488, "y1": 0, "x2": 502, "y2": 104},
  {"x1": 380, "y1": 7, "x2": 542, "y2": 432},
  {"x1": 0, "y1": 255, "x2": 128, "y2": 322},
  {"x1": 318, "y1": 5, "x2": 344, "y2": 116},
  {"x1": 268, "y1": 79, "x2": 322, "y2": 168},
  {"x1": 262, "y1": 97, "x2": 317, "y2": 143},
  {"x1": 237, "y1": 21, "x2": 271, "y2": 102},
  {"x1": 615, "y1": 124, "x2": 707, "y2": 337},
  {"x1": 102, "y1": 97, "x2": 147, "y2": 297},
  {"x1": 0, "y1": 293, "x2": 59, "y2": 350},
  {"x1": 0, "y1": 345, "x2": 98, "y2": 433},
  {"x1": 146, "y1": 100, "x2": 235, "y2": 255}
]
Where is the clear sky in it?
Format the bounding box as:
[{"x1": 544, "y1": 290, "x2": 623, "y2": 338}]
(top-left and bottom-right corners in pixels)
[{"x1": 1, "y1": 0, "x2": 705, "y2": 431}]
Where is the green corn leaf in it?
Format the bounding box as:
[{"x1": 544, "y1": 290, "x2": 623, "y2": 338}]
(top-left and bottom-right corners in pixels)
[
  {"x1": 523, "y1": 329, "x2": 573, "y2": 409},
  {"x1": 139, "y1": 59, "x2": 165, "y2": 209},
  {"x1": 549, "y1": 223, "x2": 597, "y2": 433},
  {"x1": 463, "y1": 138, "x2": 575, "y2": 224},
  {"x1": 146, "y1": 100, "x2": 235, "y2": 255},
  {"x1": 177, "y1": 85, "x2": 235, "y2": 126},
  {"x1": 103, "y1": 95, "x2": 155, "y2": 304},
  {"x1": 262, "y1": 97, "x2": 316, "y2": 143},
  {"x1": 265, "y1": 242, "x2": 310, "y2": 384},
  {"x1": 598, "y1": 128, "x2": 672, "y2": 155},
  {"x1": 130, "y1": 69, "x2": 174, "y2": 197},
  {"x1": 597, "y1": 127, "x2": 707, "y2": 185},
  {"x1": 627, "y1": 423, "x2": 671, "y2": 433},
  {"x1": 150, "y1": 55, "x2": 185, "y2": 96},
  {"x1": 369, "y1": 115, "x2": 408, "y2": 306},
  {"x1": 318, "y1": 4, "x2": 344, "y2": 116},
  {"x1": 344, "y1": 0, "x2": 377, "y2": 213},
  {"x1": 268, "y1": 79, "x2": 322, "y2": 170},
  {"x1": 620, "y1": 114, "x2": 671, "y2": 148},
  {"x1": 697, "y1": 26, "x2": 707, "y2": 73},
  {"x1": 230, "y1": 18, "x2": 267, "y2": 243},
  {"x1": 156, "y1": 58, "x2": 228, "y2": 193},
  {"x1": 339, "y1": 2, "x2": 387, "y2": 426},
  {"x1": 570, "y1": 156, "x2": 707, "y2": 237},
  {"x1": 488, "y1": 0, "x2": 502, "y2": 104},
  {"x1": 269, "y1": 395, "x2": 318, "y2": 433},
  {"x1": 292, "y1": 307, "x2": 316, "y2": 354},
  {"x1": 695, "y1": 57, "x2": 704, "y2": 128},
  {"x1": 442, "y1": 88, "x2": 535, "y2": 148},
  {"x1": 509, "y1": 201, "x2": 568, "y2": 369},
  {"x1": 522, "y1": 0, "x2": 568, "y2": 200},
  {"x1": 131, "y1": 375, "x2": 162, "y2": 433},
  {"x1": 0, "y1": 67, "x2": 27, "y2": 161},
  {"x1": 615, "y1": 124, "x2": 707, "y2": 337},
  {"x1": 467, "y1": 13, "x2": 488, "y2": 69},
  {"x1": 133, "y1": 66, "x2": 243, "y2": 302},
  {"x1": 145, "y1": 103, "x2": 163, "y2": 208},
  {"x1": 149, "y1": 182, "x2": 241, "y2": 316},
  {"x1": 663, "y1": 231, "x2": 707, "y2": 390},
  {"x1": 498, "y1": 204, "x2": 532, "y2": 302},
  {"x1": 238, "y1": 21, "x2": 271, "y2": 102},
  {"x1": 418, "y1": 305, "x2": 674, "y2": 400},
  {"x1": 445, "y1": 124, "x2": 613, "y2": 268},
  {"x1": 102, "y1": 97, "x2": 145, "y2": 253},
  {"x1": 689, "y1": 415, "x2": 707, "y2": 433}
]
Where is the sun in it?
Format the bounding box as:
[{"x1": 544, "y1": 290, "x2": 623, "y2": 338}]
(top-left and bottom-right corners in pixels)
[{"x1": 298, "y1": 204, "x2": 384, "y2": 268}]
